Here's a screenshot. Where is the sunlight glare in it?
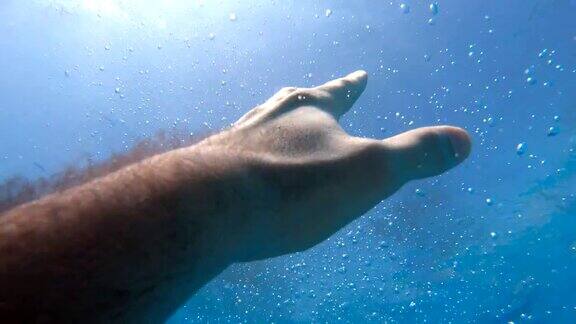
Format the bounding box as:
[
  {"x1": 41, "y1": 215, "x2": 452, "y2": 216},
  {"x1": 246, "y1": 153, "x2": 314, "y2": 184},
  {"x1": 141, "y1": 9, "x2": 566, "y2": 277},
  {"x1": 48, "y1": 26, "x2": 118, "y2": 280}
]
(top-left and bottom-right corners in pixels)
[{"x1": 82, "y1": 0, "x2": 124, "y2": 17}]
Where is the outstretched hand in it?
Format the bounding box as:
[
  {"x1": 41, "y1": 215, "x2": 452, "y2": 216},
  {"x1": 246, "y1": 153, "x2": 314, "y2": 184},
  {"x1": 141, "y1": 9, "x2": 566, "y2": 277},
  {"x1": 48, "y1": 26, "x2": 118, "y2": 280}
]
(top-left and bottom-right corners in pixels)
[
  {"x1": 199, "y1": 70, "x2": 471, "y2": 262},
  {"x1": 0, "y1": 70, "x2": 472, "y2": 322}
]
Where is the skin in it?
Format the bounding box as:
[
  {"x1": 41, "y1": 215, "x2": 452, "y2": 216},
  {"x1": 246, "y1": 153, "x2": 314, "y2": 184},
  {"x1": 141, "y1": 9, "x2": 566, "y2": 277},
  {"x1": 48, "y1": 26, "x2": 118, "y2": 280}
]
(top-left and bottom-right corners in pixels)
[{"x1": 0, "y1": 70, "x2": 471, "y2": 323}]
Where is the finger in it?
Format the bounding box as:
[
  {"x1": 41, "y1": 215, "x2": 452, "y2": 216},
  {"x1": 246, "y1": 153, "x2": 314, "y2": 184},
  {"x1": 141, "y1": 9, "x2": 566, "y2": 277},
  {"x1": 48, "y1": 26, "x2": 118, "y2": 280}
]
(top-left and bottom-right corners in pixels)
[
  {"x1": 382, "y1": 126, "x2": 471, "y2": 183},
  {"x1": 314, "y1": 70, "x2": 368, "y2": 119}
]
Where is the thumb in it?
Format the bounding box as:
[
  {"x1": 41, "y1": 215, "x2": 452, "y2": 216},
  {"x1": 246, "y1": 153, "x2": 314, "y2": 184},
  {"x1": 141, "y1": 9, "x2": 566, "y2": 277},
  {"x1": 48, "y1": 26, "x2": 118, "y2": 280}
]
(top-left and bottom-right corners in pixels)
[{"x1": 383, "y1": 126, "x2": 472, "y2": 182}]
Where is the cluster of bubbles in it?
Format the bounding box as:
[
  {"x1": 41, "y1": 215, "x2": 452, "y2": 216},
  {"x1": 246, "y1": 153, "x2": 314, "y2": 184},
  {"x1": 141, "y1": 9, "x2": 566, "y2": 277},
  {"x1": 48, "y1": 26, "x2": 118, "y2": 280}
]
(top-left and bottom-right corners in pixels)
[
  {"x1": 514, "y1": 115, "x2": 561, "y2": 164},
  {"x1": 399, "y1": 2, "x2": 439, "y2": 24},
  {"x1": 525, "y1": 48, "x2": 564, "y2": 86}
]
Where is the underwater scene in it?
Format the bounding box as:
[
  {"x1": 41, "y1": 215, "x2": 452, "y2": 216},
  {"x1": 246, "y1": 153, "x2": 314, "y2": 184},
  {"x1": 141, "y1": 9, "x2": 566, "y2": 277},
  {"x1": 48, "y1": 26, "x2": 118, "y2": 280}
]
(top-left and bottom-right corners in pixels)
[{"x1": 1, "y1": 0, "x2": 575, "y2": 323}]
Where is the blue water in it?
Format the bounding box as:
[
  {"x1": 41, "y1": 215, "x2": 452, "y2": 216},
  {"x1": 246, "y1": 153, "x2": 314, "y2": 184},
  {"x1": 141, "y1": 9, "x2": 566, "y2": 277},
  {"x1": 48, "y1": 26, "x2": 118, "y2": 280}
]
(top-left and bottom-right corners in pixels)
[{"x1": 1, "y1": 1, "x2": 575, "y2": 322}]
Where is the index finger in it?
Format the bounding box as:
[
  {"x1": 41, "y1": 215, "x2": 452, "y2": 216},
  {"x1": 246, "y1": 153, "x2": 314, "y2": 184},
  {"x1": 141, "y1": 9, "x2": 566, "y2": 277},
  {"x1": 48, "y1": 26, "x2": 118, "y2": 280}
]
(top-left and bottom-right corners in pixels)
[{"x1": 314, "y1": 70, "x2": 368, "y2": 119}]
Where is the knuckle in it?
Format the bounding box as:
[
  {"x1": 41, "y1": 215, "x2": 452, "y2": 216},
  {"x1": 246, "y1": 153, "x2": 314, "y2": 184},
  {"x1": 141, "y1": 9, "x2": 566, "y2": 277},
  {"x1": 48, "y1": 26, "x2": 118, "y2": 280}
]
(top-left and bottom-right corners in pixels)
[
  {"x1": 334, "y1": 78, "x2": 350, "y2": 88},
  {"x1": 280, "y1": 86, "x2": 297, "y2": 94},
  {"x1": 282, "y1": 88, "x2": 316, "y2": 106},
  {"x1": 340, "y1": 77, "x2": 352, "y2": 86},
  {"x1": 291, "y1": 88, "x2": 313, "y2": 99}
]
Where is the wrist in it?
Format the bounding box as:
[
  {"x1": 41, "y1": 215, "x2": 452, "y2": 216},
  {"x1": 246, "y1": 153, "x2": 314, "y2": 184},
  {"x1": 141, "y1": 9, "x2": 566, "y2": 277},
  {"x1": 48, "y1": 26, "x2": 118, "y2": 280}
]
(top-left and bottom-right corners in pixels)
[{"x1": 176, "y1": 138, "x2": 281, "y2": 263}]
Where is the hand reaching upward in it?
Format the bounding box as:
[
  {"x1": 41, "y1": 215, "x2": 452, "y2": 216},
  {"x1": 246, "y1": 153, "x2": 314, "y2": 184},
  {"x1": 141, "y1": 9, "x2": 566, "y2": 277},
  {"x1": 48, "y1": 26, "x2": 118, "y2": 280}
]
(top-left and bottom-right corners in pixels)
[
  {"x1": 198, "y1": 70, "x2": 472, "y2": 261},
  {"x1": 0, "y1": 70, "x2": 471, "y2": 322}
]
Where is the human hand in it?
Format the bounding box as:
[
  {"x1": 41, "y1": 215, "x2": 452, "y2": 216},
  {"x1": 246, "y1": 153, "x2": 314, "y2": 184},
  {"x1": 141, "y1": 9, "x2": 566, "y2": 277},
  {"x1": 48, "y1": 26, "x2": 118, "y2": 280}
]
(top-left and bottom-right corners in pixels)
[{"x1": 201, "y1": 70, "x2": 471, "y2": 262}]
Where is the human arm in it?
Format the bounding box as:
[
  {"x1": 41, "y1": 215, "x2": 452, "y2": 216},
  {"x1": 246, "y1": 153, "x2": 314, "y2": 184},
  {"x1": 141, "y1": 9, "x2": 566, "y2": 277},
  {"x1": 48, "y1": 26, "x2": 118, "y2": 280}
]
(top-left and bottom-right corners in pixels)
[{"x1": 0, "y1": 70, "x2": 471, "y2": 323}]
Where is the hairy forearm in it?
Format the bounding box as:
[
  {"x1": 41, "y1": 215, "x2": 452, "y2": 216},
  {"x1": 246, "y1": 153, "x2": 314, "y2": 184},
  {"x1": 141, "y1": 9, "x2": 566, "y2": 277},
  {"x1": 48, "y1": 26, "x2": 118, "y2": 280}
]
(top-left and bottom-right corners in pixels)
[{"x1": 0, "y1": 139, "x2": 245, "y2": 322}]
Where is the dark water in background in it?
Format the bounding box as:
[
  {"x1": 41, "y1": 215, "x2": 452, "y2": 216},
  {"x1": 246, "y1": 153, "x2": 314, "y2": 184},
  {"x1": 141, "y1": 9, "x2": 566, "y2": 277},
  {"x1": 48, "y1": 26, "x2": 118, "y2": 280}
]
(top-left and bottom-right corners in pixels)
[{"x1": 1, "y1": 0, "x2": 575, "y2": 322}]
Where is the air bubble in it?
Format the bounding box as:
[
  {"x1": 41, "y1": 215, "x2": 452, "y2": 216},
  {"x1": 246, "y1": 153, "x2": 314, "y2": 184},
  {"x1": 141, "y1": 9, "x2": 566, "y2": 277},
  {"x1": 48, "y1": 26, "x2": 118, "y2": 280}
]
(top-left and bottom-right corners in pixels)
[
  {"x1": 547, "y1": 126, "x2": 559, "y2": 136},
  {"x1": 538, "y1": 49, "x2": 548, "y2": 58},
  {"x1": 486, "y1": 117, "x2": 495, "y2": 126},
  {"x1": 325, "y1": 9, "x2": 332, "y2": 17},
  {"x1": 429, "y1": 3, "x2": 439, "y2": 15},
  {"x1": 516, "y1": 142, "x2": 526, "y2": 155},
  {"x1": 400, "y1": 3, "x2": 410, "y2": 14}
]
